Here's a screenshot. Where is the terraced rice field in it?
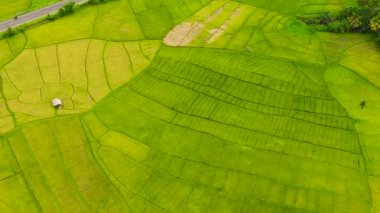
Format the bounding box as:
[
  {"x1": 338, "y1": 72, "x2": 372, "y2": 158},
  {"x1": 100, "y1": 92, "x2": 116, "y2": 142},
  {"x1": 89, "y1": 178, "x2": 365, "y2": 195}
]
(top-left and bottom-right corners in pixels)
[{"x1": 0, "y1": 0, "x2": 380, "y2": 212}]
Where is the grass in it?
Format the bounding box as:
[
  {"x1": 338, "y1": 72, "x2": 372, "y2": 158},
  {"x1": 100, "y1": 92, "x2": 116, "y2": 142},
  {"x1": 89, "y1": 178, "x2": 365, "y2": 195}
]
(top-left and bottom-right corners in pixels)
[{"x1": 0, "y1": 0, "x2": 379, "y2": 212}]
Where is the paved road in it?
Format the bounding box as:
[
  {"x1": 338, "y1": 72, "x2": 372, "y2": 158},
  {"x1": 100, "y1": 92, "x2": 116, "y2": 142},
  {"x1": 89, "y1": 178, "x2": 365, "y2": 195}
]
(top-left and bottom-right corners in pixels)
[{"x1": 0, "y1": 0, "x2": 88, "y2": 32}]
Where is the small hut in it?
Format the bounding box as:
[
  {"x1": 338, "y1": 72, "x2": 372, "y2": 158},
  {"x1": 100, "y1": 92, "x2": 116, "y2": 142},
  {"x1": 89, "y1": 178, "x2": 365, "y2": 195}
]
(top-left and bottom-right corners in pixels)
[{"x1": 52, "y1": 98, "x2": 63, "y2": 109}]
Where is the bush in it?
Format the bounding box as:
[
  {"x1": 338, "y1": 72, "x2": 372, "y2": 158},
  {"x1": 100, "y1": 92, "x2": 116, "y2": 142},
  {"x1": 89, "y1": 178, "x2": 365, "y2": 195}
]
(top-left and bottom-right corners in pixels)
[
  {"x1": 319, "y1": 12, "x2": 334, "y2": 25},
  {"x1": 326, "y1": 20, "x2": 350, "y2": 32},
  {"x1": 3, "y1": 28, "x2": 15, "y2": 38},
  {"x1": 336, "y1": 7, "x2": 358, "y2": 20},
  {"x1": 58, "y1": 2, "x2": 75, "y2": 17},
  {"x1": 46, "y1": 13, "x2": 57, "y2": 21}
]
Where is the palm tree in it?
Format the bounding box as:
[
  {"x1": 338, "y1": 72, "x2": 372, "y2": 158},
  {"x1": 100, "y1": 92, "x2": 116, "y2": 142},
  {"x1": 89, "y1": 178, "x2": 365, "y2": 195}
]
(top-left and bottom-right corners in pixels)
[
  {"x1": 347, "y1": 13, "x2": 363, "y2": 29},
  {"x1": 370, "y1": 15, "x2": 380, "y2": 32}
]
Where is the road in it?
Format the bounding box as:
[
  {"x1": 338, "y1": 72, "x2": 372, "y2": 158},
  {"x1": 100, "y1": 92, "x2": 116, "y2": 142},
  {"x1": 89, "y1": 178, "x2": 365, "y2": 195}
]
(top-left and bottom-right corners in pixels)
[{"x1": 0, "y1": 0, "x2": 88, "y2": 32}]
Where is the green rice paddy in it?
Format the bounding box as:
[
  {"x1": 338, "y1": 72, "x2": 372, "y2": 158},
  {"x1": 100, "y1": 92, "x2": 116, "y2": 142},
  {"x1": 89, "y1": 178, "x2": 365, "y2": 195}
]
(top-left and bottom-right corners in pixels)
[{"x1": 0, "y1": 0, "x2": 379, "y2": 212}]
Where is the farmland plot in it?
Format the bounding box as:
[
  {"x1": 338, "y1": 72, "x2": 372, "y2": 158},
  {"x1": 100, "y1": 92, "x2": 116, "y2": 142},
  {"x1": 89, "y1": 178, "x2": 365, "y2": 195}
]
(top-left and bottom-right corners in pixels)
[
  {"x1": 0, "y1": 0, "x2": 378, "y2": 212},
  {"x1": 86, "y1": 46, "x2": 371, "y2": 212},
  {"x1": 164, "y1": 0, "x2": 326, "y2": 64},
  {"x1": 233, "y1": 0, "x2": 357, "y2": 16},
  {"x1": 0, "y1": 39, "x2": 160, "y2": 127},
  {"x1": 25, "y1": 0, "x2": 211, "y2": 47}
]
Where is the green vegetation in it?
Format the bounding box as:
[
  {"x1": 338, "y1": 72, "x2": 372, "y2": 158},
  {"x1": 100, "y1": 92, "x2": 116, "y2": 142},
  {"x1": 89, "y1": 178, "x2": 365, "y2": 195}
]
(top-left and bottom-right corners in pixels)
[
  {"x1": 57, "y1": 2, "x2": 75, "y2": 17},
  {"x1": 0, "y1": 0, "x2": 380, "y2": 212},
  {"x1": 44, "y1": 2, "x2": 77, "y2": 22},
  {"x1": 301, "y1": 0, "x2": 380, "y2": 38},
  {"x1": 1, "y1": 2, "x2": 78, "y2": 39},
  {"x1": 0, "y1": 38, "x2": 161, "y2": 130},
  {"x1": 3, "y1": 28, "x2": 16, "y2": 38}
]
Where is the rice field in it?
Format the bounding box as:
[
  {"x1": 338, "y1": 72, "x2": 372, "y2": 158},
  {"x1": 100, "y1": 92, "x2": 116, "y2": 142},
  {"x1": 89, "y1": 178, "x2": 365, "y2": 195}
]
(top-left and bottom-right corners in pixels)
[
  {"x1": 0, "y1": 39, "x2": 160, "y2": 130},
  {"x1": 0, "y1": 0, "x2": 379, "y2": 212}
]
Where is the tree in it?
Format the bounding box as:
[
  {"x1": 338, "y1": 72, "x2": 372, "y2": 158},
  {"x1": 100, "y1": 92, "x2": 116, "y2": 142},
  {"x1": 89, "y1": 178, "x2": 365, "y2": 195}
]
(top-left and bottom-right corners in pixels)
[{"x1": 347, "y1": 13, "x2": 363, "y2": 30}]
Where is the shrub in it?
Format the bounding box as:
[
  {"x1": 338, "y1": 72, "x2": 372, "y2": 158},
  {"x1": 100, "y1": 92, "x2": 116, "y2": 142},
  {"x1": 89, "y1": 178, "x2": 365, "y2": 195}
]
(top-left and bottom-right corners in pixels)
[
  {"x1": 336, "y1": 7, "x2": 358, "y2": 20},
  {"x1": 46, "y1": 13, "x2": 57, "y2": 21},
  {"x1": 58, "y1": 2, "x2": 75, "y2": 17},
  {"x1": 325, "y1": 20, "x2": 350, "y2": 32},
  {"x1": 3, "y1": 28, "x2": 15, "y2": 38},
  {"x1": 319, "y1": 12, "x2": 334, "y2": 25}
]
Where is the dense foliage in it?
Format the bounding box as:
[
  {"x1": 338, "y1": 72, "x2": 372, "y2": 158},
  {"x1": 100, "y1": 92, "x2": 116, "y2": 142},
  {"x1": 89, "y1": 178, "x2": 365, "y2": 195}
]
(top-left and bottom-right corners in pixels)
[
  {"x1": 3, "y1": 27, "x2": 15, "y2": 38},
  {"x1": 301, "y1": 0, "x2": 380, "y2": 38},
  {"x1": 57, "y1": 2, "x2": 75, "y2": 17}
]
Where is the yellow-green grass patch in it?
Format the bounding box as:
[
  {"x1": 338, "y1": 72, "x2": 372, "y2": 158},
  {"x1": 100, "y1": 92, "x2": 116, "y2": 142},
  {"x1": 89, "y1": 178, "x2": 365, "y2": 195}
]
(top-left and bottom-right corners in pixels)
[
  {"x1": 233, "y1": 0, "x2": 357, "y2": 16},
  {"x1": 103, "y1": 41, "x2": 133, "y2": 90},
  {"x1": 35, "y1": 45, "x2": 60, "y2": 83},
  {"x1": 123, "y1": 41, "x2": 150, "y2": 76},
  {"x1": 5, "y1": 33, "x2": 27, "y2": 58},
  {"x1": 6, "y1": 116, "x2": 127, "y2": 211},
  {"x1": 0, "y1": 40, "x2": 15, "y2": 69},
  {"x1": 30, "y1": 0, "x2": 59, "y2": 9},
  {"x1": 0, "y1": 0, "x2": 378, "y2": 211},
  {"x1": 130, "y1": 0, "x2": 211, "y2": 39},
  {"x1": 58, "y1": 39, "x2": 89, "y2": 89},
  {"x1": 86, "y1": 39, "x2": 110, "y2": 102},
  {"x1": 0, "y1": 0, "x2": 29, "y2": 21},
  {"x1": 4, "y1": 49, "x2": 43, "y2": 90},
  {"x1": 318, "y1": 32, "x2": 374, "y2": 64},
  {"x1": 163, "y1": 0, "x2": 325, "y2": 64},
  {"x1": 325, "y1": 65, "x2": 380, "y2": 212},
  {"x1": 0, "y1": 38, "x2": 160, "y2": 131},
  {"x1": 0, "y1": 172, "x2": 40, "y2": 212},
  {"x1": 26, "y1": 7, "x2": 97, "y2": 48},
  {"x1": 339, "y1": 41, "x2": 380, "y2": 88},
  {"x1": 100, "y1": 130, "x2": 150, "y2": 162},
  {"x1": 93, "y1": 0, "x2": 145, "y2": 41},
  {"x1": 86, "y1": 45, "x2": 371, "y2": 211},
  {"x1": 139, "y1": 40, "x2": 162, "y2": 61}
]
